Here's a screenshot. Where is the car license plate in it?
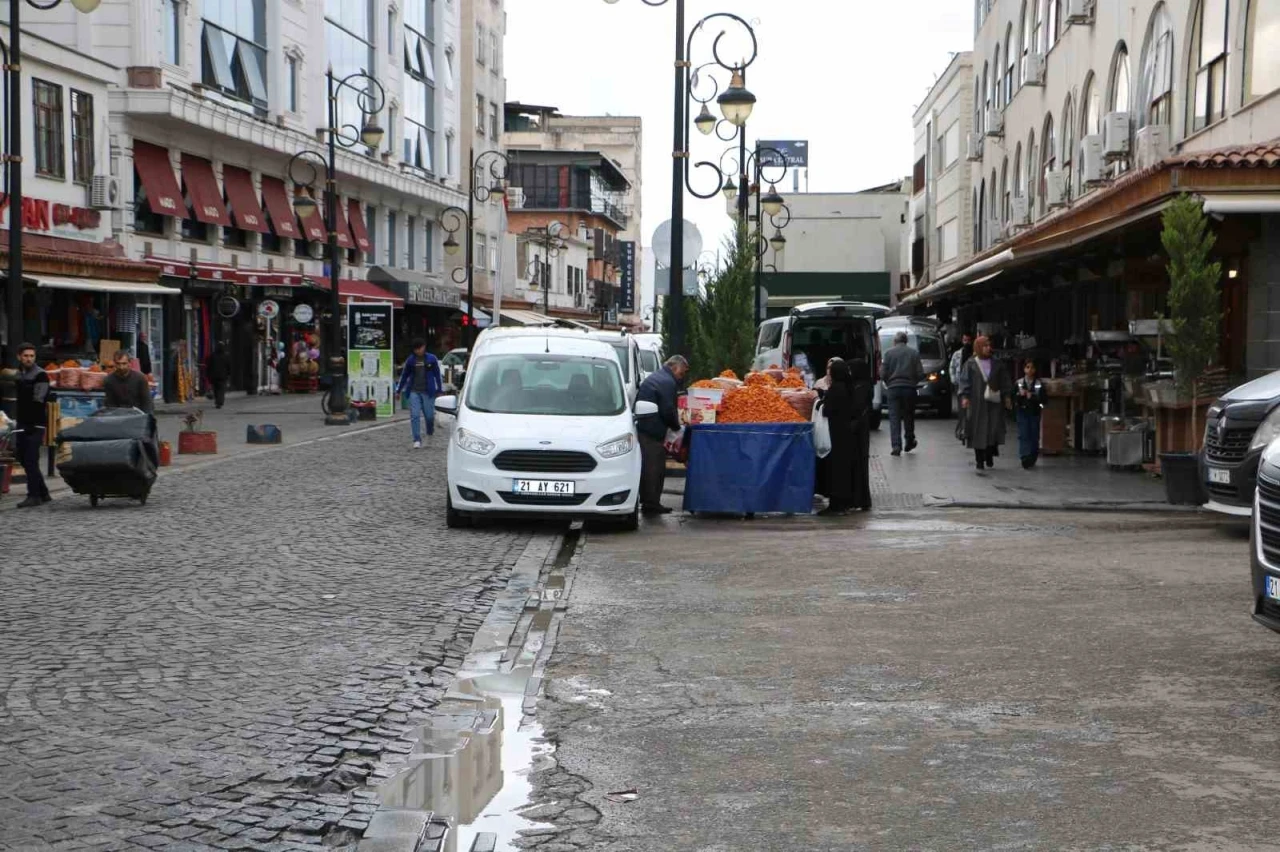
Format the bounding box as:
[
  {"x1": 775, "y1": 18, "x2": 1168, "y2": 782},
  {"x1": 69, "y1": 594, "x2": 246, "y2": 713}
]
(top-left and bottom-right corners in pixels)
[
  {"x1": 1266, "y1": 576, "x2": 1280, "y2": 601},
  {"x1": 512, "y1": 479, "x2": 575, "y2": 496},
  {"x1": 1208, "y1": 467, "x2": 1232, "y2": 485}
]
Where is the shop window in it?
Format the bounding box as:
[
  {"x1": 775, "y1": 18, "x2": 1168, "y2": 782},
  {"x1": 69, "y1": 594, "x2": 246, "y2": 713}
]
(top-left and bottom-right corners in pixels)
[
  {"x1": 70, "y1": 90, "x2": 94, "y2": 184},
  {"x1": 1189, "y1": 0, "x2": 1228, "y2": 132},
  {"x1": 33, "y1": 79, "x2": 64, "y2": 179},
  {"x1": 133, "y1": 170, "x2": 166, "y2": 236},
  {"x1": 1245, "y1": 0, "x2": 1280, "y2": 101}
]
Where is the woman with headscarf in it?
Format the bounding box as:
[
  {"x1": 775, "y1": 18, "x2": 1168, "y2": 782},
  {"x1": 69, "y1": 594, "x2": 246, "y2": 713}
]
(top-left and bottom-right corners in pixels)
[
  {"x1": 817, "y1": 358, "x2": 873, "y2": 514},
  {"x1": 957, "y1": 335, "x2": 1013, "y2": 473},
  {"x1": 846, "y1": 356, "x2": 874, "y2": 511}
]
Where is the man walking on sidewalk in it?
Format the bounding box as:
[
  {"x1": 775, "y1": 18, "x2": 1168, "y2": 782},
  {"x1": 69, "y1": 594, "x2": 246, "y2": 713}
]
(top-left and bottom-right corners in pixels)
[
  {"x1": 636, "y1": 355, "x2": 688, "y2": 515},
  {"x1": 397, "y1": 338, "x2": 442, "y2": 449},
  {"x1": 882, "y1": 331, "x2": 924, "y2": 457},
  {"x1": 13, "y1": 343, "x2": 52, "y2": 508}
]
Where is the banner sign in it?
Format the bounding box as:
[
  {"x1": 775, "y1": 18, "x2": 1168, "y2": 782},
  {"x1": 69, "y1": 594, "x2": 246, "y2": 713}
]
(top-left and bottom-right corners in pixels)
[
  {"x1": 758, "y1": 140, "x2": 809, "y2": 168},
  {"x1": 347, "y1": 302, "x2": 395, "y2": 418},
  {"x1": 619, "y1": 241, "x2": 637, "y2": 313}
]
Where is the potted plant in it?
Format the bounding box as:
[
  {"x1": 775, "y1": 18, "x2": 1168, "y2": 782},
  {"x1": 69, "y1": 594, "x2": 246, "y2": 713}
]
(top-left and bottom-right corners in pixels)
[
  {"x1": 1158, "y1": 194, "x2": 1222, "y2": 505},
  {"x1": 177, "y1": 410, "x2": 218, "y2": 455}
]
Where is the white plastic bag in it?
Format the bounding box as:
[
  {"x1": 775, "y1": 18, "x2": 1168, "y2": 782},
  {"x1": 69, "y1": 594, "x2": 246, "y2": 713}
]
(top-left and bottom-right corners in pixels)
[{"x1": 811, "y1": 401, "x2": 832, "y2": 458}]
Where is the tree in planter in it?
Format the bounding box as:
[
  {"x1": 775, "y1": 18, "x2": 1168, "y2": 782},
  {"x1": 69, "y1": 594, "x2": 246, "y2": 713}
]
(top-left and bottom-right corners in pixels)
[{"x1": 1159, "y1": 193, "x2": 1222, "y2": 450}]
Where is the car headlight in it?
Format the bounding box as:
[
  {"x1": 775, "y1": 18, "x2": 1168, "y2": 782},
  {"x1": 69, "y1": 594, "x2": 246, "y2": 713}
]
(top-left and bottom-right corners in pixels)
[
  {"x1": 1251, "y1": 408, "x2": 1280, "y2": 451},
  {"x1": 455, "y1": 428, "x2": 495, "y2": 456},
  {"x1": 597, "y1": 434, "x2": 635, "y2": 459},
  {"x1": 927, "y1": 372, "x2": 940, "y2": 382}
]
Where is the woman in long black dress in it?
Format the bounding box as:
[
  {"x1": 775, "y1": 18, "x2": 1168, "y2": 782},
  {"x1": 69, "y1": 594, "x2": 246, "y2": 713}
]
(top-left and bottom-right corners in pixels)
[
  {"x1": 846, "y1": 357, "x2": 874, "y2": 511},
  {"x1": 819, "y1": 359, "x2": 861, "y2": 515}
]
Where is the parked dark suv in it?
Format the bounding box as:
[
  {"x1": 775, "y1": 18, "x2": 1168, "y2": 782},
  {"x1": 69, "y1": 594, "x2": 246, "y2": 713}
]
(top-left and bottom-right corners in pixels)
[
  {"x1": 1202, "y1": 371, "x2": 1280, "y2": 516},
  {"x1": 1249, "y1": 447, "x2": 1280, "y2": 632}
]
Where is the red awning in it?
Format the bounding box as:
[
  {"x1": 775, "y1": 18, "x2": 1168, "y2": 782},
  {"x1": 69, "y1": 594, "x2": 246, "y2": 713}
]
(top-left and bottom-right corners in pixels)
[
  {"x1": 296, "y1": 199, "x2": 326, "y2": 242},
  {"x1": 332, "y1": 199, "x2": 355, "y2": 250},
  {"x1": 260, "y1": 176, "x2": 302, "y2": 240},
  {"x1": 336, "y1": 278, "x2": 404, "y2": 306},
  {"x1": 347, "y1": 199, "x2": 372, "y2": 253},
  {"x1": 133, "y1": 141, "x2": 184, "y2": 217},
  {"x1": 180, "y1": 154, "x2": 232, "y2": 227},
  {"x1": 222, "y1": 166, "x2": 269, "y2": 233}
]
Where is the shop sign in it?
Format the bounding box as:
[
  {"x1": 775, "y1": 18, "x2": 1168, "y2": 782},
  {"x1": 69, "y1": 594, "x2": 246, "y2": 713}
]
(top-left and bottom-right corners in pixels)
[
  {"x1": 258, "y1": 300, "x2": 280, "y2": 319},
  {"x1": 406, "y1": 282, "x2": 461, "y2": 308},
  {"x1": 347, "y1": 302, "x2": 395, "y2": 418},
  {"x1": 216, "y1": 295, "x2": 240, "y2": 318},
  {"x1": 293, "y1": 303, "x2": 315, "y2": 324},
  {"x1": 1, "y1": 196, "x2": 104, "y2": 241},
  {"x1": 262, "y1": 287, "x2": 294, "y2": 299},
  {"x1": 619, "y1": 241, "x2": 637, "y2": 313}
]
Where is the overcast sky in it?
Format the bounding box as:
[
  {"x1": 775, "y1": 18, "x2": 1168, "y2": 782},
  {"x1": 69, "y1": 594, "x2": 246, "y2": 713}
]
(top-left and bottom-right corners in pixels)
[{"x1": 505, "y1": 0, "x2": 975, "y2": 259}]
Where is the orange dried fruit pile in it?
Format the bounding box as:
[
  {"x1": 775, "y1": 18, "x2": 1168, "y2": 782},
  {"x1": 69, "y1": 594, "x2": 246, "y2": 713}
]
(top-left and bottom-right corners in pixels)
[
  {"x1": 719, "y1": 369, "x2": 739, "y2": 380},
  {"x1": 719, "y1": 385, "x2": 805, "y2": 423},
  {"x1": 744, "y1": 372, "x2": 777, "y2": 387},
  {"x1": 690, "y1": 379, "x2": 720, "y2": 389},
  {"x1": 777, "y1": 376, "x2": 806, "y2": 388}
]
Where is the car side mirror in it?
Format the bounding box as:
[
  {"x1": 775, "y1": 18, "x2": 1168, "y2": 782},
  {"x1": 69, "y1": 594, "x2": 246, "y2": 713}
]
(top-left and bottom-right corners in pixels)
[
  {"x1": 435, "y1": 395, "x2": 459, "y2": 416},
  {"x1": 634, "y1": 400, "x2": 659, "y2": 418}
]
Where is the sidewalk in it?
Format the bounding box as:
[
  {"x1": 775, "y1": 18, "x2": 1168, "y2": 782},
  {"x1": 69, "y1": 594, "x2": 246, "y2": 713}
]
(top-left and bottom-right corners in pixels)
[
  {"x1": 8, "y1": 391, "x2": 412, "y2": 503},
  {"x1": 665, "y1": 416, "x2": 1181, "y2": 511}
]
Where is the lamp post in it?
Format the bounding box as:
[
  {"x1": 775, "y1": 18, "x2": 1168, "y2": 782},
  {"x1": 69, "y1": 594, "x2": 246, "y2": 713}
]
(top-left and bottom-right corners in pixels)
[
  {"x1": 288, "y1": 68, "x2": 386, "y2": 425},
  {"x1": 519, "y1": 221, "x2": 565, "y2": 316},
  {"x1": 601, "y1": 0, "x2": 757, "y2": 360},
  {"x1": 721, "y1": 143, "x2": 788, "y2": 322},
  {"x1": 439, "y1": 149, "x2": 509, "y2": 348},
  {"x1": 2, "y1": 0, "x2": 101, "y2": 374}
]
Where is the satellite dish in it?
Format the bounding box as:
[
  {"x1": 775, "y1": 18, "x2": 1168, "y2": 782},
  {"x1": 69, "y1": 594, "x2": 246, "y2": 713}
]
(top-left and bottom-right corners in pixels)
[{"x1": 651, "y1": 219, "x2": 703, "y2": 269}]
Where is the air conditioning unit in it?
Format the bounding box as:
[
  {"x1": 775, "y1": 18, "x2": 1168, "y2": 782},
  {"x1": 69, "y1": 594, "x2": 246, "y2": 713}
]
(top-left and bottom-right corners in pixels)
[
  {"x1": 1080, "y1": 134, "x2": 1107, "y2": 184},
  {"x1": 1010, "y1": 194, "x2": 1030, "y2": 226},
  {"x1": 1134, "y1": 124, "x2": 1171, "y2": 169},
  {"x1": 1103, "y1": 111, "x2": 1131, "y2": 159},
  {"x1": 987, "y1": 218, "x2": 1005, "y2": 244},
  {"x1": 966, "y1": 132, "x2": 985, "y2": 161},
  {"x1": 89, "y1": 174, "x2": 121, "y2": 210},
  {"x1": 1066, "y1": 0, "x2": 1094, "y2": 24},
  {"x1": 985, "y1": 107, "x2": 1004, "y2": 138},
  {"x1": 1045, "y1": 170, "x2": 1068, "y2": 208},
  {"x1": 505, "y1": 186, "x2": 525, "y2": 208},
  {"x1": 1024, "y1": 52, "x2": 1046, "y2": 86}
]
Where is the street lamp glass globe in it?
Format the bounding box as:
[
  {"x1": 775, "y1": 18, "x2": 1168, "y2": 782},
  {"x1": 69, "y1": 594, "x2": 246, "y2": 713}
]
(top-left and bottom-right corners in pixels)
[
  {"x1": 762, "y1": 184, "x2": 785, "y2": 217},
  {"x1": 770, "y1": 230, "x2": 787, "y2": 253},
  {"x1": 721, "y1": 177, "x2": 737, "y2": 200},
  {"x1": 694, "y1": 104, "x2": 716, "y2": 136},
  {"x1": 360, "y1": 121, "x2": 386, "y2": 149},
  {"x1": 70, "y1": 0, "x2": 102, "y2": 12},
  {"x1": 292, "y1": 187, "x2": 318, "y2": 212},
  {"x1": 717, "y1": 69, "x2": 756, "y2": 127},
  {"x1": 444, "y1": 235, "x2": 462, "y2": 256}
]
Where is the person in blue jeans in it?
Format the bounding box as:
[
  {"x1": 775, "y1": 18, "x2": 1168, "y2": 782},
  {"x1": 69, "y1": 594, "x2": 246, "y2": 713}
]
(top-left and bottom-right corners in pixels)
[
  {"x1": 1014, "y1": 360, "x2": 1047, "y2": 469},
  {"x1": 881, "y1": 331, "x2": 924, "y2": 457},
  {"x1": 397, "y1": 338, "x2": 443, "y2": 448}
]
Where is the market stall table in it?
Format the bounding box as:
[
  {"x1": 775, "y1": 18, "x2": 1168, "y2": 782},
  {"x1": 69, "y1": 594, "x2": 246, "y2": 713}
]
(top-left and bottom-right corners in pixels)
[{"x1": 682, "y1": 422, "x2": 816, "y2": 516}]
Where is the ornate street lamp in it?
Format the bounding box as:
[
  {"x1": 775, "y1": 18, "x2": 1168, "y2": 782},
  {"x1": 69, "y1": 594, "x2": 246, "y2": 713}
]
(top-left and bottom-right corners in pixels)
[
  {"x1": 287, "y1": 68, "x2": 387, "y2": 425},
  {"x1": 437, "y1": 149, "x2": 510, "y2": 348}
]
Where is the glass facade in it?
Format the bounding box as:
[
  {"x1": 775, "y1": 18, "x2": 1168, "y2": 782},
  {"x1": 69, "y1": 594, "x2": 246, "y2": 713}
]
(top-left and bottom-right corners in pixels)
[
  {"x1": 325, "y1": 0, "x2": 376, "y2": 146},
  {"x1": 403, "y1": 0, "x2": 436, "y2": 173},
  {"x1": 202, "y1": 0, "x2": 267, "y2": 111}
]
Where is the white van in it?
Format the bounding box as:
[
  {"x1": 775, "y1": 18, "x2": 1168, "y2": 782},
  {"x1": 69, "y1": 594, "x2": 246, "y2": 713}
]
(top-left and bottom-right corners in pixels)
[
  {"x1": 753, "y1": 302, "x2": 891, "y2": 429},
  {"x1": 435, "y1": 328, "x2": 655, "y2": 531},
  {"x1": 585, "y1": 331, "x2": 643, "y2": 405},
  {"x1": 632, "y1": 333, "x2": 664, "y2": 381}
]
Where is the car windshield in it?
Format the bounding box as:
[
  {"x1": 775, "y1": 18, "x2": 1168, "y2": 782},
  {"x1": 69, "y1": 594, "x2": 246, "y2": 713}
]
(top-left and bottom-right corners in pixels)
[
  {"x1": 609, "y1": 342, "x2": 631, "y2": 382},
  {"x1": 465, "y1": 353, "x2": 626, "y2": 416},
  {"x1": 639, "y1": 349, "x2": 659, "y2": 372},
  {"x1": 442, "y1": 352, "x2": 466, "y2": 367},
  {"x1": 879, "y1": 332, "x2": 943, "y2": 361}
]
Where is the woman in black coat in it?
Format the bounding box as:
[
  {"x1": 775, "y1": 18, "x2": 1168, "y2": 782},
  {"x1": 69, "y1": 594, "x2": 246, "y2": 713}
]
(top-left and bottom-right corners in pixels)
[
  {"x1": 846, "y1": 357, "x2": 874, "y2": 512},
  {"x1": 818, "y1": 358, "x2": 872, "y2": 515}
]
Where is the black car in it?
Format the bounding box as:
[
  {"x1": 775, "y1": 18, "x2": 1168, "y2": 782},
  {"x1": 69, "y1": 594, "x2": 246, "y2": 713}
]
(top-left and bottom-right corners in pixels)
[
  {"x1": 1202, "y1": 370, "x2": 1280, "y2": 517},
  {"x1": 1250, "y1": 451, "x2": 1280, "y2": 632}
]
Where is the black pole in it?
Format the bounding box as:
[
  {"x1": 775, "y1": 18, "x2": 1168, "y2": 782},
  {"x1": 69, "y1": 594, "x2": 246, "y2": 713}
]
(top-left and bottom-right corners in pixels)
[
  {"x1": 753, "y1": 146, "x2": 763, "y2": 324},
  {"x1": 325, "y1": 69, "x2": 347, "y2": 424},
  {"x1": 5, "y1": 0, "x2": 22, "y2": 372},
  {"x1": 736, "y1": 104, "x2": 749, "y2": 229},
  {"x1": 465, "y1": 147, "x2": 475, "y2": 348},
  {"x1": 668, "y1": 0, "x2": 685, "y2": 356},
  {"x1": 542, "y1": 233, "x2": 549, "y2": 315}
]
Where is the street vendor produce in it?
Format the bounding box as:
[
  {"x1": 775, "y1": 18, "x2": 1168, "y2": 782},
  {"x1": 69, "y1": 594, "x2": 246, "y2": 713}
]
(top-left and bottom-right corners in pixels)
[{"x1": 719, "y1": 384, "x2": 805, "y2": 423}]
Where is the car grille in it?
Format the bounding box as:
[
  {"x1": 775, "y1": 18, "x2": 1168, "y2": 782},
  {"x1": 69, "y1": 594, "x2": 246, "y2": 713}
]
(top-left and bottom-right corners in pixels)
[
  {"x1": 1260, "y1": 596, "x2": 1280, "y2": 623},
  {"x1": 493, "y1": 450, "x2": 597, "y2": 473},
  {"x1": 1204, "y1": 424, "x2": 1255, "y2": 464},
  {"x1": 498, "y1": 492, "x2": 590, "y2": 507},
  {"x1": 1208, "y1": 482, "x2": 1240, "y2": 501},
  {"x1": 1257, "y1": 473, "x2": 1280, "y2": 565}
]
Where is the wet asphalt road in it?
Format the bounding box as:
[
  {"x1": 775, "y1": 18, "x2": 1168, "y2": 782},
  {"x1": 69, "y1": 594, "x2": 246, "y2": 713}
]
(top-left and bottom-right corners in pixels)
[{"x1": 529, "y1": 510, "x2": 1278, "y2": 851}]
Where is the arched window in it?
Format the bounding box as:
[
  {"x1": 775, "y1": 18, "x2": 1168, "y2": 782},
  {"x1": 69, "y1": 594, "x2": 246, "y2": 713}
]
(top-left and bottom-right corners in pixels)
[
  {"x1": 1061, "y1": 95, "x2": 1075, "y2": 198},
  {"x1": 1001, "y1": 157, "x2": 1010, "y2": 223},
  {"x1": 1245, "y1": 0, "x2": 1280, "y2": 101},
  {"x1": 1189, "y1": 0, "x2": 1230, "y2": 131},
  {"x1": 1079, "y1": 72, "x2": 1101, "y2": 195},
  {"x1": 1033, "y1": 0, "x2": 1044, "y2": 55},
  {"x1": 974, "y1": 78, "x2": 985, "y2": 133},
  {"x1": 978, "y1": 179, "x2": 987, "y2": 247},
  {"x1": 1020, "y1": 0, "x2": 1032, "y2": 82},
  {"x1": 1013, "y1": 142, "x2": 1024, "y2": 200},
  {"x1": 1109, "y1": 44, "x2": 1132, "y2": 113},
  {"x1": 995, "y1": 45, "x2": 1004, "y2": 109},
  {"x1": 1047, "y1": 0, "x2": 1061, "y2": 49},
  {"x1": 973, "y1": 189, "x2": 980, "y2": 249},
  {"x1": 1005, "y1": 25, "x2": 1016, "y2": 102},
  {"x1": 983, "y1": 61, "x2": 991, "y2": 124},
  {"x1": 1026, "y1": 130, "x2": 1037, "y2": 212},
  {"x1": 1138, "y1": 4, "x2": 1174, "y2": 127},
  {"x1": 1041, "y1": 113, "x2": 1056, "y2": 216}
]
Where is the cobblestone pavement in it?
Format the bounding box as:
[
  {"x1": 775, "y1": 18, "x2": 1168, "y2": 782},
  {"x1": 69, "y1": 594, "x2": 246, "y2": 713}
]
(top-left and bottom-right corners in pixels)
[{"x1": 0, "y1": 423, "x2": 533, "y2": 851}]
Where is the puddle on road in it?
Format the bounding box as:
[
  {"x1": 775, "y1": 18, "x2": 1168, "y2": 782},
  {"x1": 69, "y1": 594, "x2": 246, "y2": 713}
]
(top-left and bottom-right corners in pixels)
[{"x1": 378, "y1": 667, "x2": 555, "y2": 852}]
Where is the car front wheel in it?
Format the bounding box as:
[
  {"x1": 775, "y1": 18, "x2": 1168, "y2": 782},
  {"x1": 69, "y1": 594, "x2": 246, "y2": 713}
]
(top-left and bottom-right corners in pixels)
[{"x1": 446, "y1": 495, "x2": 470, "y2": 529}]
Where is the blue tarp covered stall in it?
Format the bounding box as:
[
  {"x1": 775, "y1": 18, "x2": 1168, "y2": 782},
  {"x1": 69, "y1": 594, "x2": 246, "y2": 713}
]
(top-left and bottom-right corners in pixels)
[{"x1": 683, "y1": 422, "x2": 816, "y2": 515}]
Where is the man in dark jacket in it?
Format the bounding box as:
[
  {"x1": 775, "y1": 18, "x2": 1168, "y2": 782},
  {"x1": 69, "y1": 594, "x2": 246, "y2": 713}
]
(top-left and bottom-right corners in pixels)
[
  {"x1": 396, "y1": 338, "x2": 443, "y2": 448},
  {"x1": 205, "y1": 343, "x2": 231, "y2": 409},
  {"x1": 104, "y1": 350, "x2": 153, "y2": 413},
  {"x1": 13, "y1": 343, "x2": 52, "y2": 507},
  {"x1": 881, "y1": 331, "x2": 924, "y2": 457},
  {"x1": 635, "y1": 355, "x2": 688, "y2": 515}
]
